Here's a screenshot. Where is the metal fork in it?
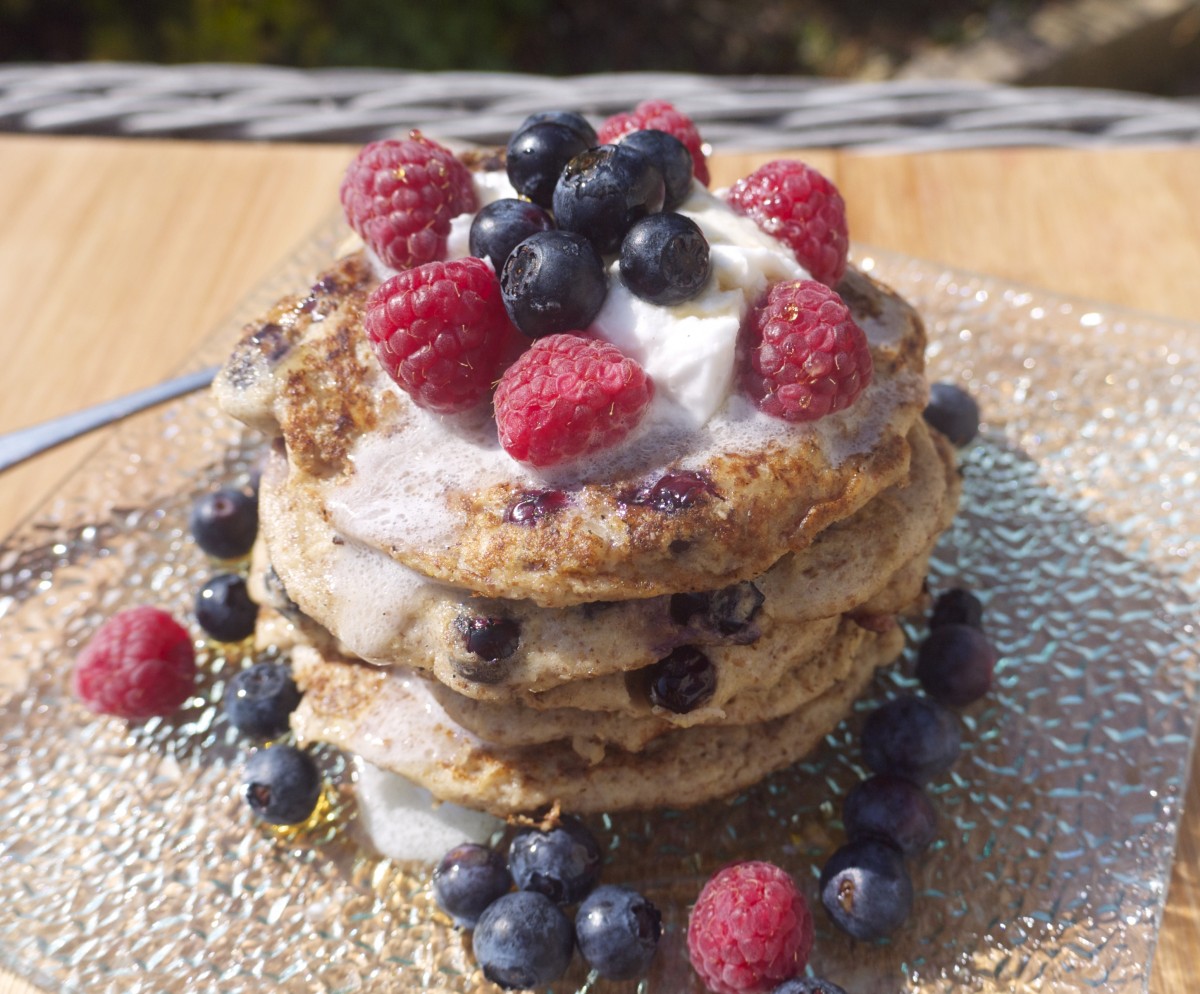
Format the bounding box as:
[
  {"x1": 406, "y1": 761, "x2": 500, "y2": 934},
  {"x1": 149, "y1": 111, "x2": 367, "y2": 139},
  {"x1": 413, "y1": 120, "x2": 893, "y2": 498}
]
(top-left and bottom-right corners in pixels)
[{"x1": 0, "y1": 364, "x2": 220, "y2": 473}]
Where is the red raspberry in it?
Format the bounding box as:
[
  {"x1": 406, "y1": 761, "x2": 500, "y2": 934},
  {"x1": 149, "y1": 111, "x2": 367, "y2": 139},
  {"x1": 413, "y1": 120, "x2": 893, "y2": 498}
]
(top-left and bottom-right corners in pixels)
[
  {"x1": 741, "y1": 280, "x2": 873, "y2": 422},
  {"x1": 339, "y1": 132, "x2": 477, "y2": 271},
  {"x1": 687, "y1": 861, "x2": 814, "y2": 994},
  {"x1": 597, "y1": 99, "x2": 710, "y2": 187},
  {"x1": 365, "y1": 257, "x2": 525, "y2": 413},
  {"x1": 73, "y1": 606, "x2": 196, "y2": 720},
  {"x1": 726, "y1": 160, "x2": 849, "y2": 286},
  {"x1": 494, "y1": 334, "x2": 653, "y2": 468}
]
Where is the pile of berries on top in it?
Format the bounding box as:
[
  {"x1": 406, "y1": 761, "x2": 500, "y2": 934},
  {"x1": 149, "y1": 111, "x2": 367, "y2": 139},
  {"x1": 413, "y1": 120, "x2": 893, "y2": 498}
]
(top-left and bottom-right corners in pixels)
[{"x1": 339, "y1": 99, "x2": 873, "y2": 468}]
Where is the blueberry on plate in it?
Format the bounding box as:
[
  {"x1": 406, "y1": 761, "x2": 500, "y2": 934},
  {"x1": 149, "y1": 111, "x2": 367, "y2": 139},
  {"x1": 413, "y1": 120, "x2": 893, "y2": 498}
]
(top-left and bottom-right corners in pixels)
[
  {"x1": 860, "y1": 694, "x2": 962, "y2": 784},
  {"x1": 506, "y1": 119, "x2": 593, "y2": 208},
  {"x1": 916, "y1": 622, "x2": 998, "y2": 707},
  {"x1": 472, "y1": 890, "x2": 575, "y2": 990},
  {"x1": 771, "y1": 978, "x2": 850, "y2": 994},
  {"x1": 575, "y1": 884, "x2": 662, "y2": 980},
  {"x1": 500, "y1": 229, "x2": 607, "y2": 339},
  {"x1": 843, "y1": 774, "x2": 937, "y2": 857},
  {"x1": 469, "y1": 198, "x2": 555, "y2": 272},
  {"x1": 553, "y1": 144, "x2": 665, "y2": 254},
  {"x1": 242, "y1": 743, "x2": 321, "y2": 825},
  {"x1": 508, "y1": 815, "x2": 602, "y2": 905},
  {"x1": 432, "y1": 843, "x2": 513, "y2": 928},
  {"x1": 819, "y1": 838, "x2": 913, "y2": 941},
  {"x1": 620, "y1": 211, "x2": 711, "y2": 305},
  {"x1": 618, "y1": 128, "x2": 695, "y2": 210},
  {"x1": 923, "y1": 381, "x2": 980, "y2": 447},
  {"x1": 929, "y1": 586, "x2": 984, "y2": 631},
  {"x1": 190, "y1": 486, "x2": 258, "y2": 560},
  {"x1": 223, "y1": 661, "x2": 301, "y2": 738},
  {"x1": 195, "y1": 572, "x2": 258, "y2": 642}
]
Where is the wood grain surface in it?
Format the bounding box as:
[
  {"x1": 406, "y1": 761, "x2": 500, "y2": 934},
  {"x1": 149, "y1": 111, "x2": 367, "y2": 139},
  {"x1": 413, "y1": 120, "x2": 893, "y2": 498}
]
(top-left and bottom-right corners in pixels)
[{"x1": 0, "y1": 134, "x2": 1196, "y2": 993}]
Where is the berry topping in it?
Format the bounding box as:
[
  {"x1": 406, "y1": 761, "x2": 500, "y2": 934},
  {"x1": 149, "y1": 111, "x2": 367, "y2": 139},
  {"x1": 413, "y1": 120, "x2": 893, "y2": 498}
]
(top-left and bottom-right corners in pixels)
[
  {"x1": 740, "y1": 280, "x2": 873, "y2": 423},
  {"x1": 190, "y1": 486, "x2": 258, "y2": 560},
  {"x1": 468, "y1": 198, "x2": 555, "y2": 273},
  {"x1": 575, "y1": 884, "x2": 663, "y2": 981},
  {"x1": 242, "y1": 743, "x2": 322, "y2": 826},
  {"x1": 494, "y1": 334, "x2": 653, "y2": 468},
  {"x1": 339, "y1": 133, "x2": 476, "y2": 271},
  {"x1": 500, "y1": 230, "x2": 608, "y2": 340},
  {"x1": 504, "y1": 488, "x2": 571, "y2": 525},
  {"x1": 553, "y1": 144, "x2": 666, "y2": 254},
  {"x1": 472, "y1": 891, "x2": 575, "y2": 990},
  {"x1": 508, "y1": 815, "x2": 603, "y2": 905},
  {"x1": 620, "y1": 211, "x2": 712, "y2": 305},
  {"x1": 453, "y1": 615, "x2": 521, "y2": 684},
  {"x1": 647, "y1": 645, "x2": 717, "y2": 713},
  {"x1": 687, "y1": 860, "x2": 814, "y2": 994},
  {"x1": 222, "y1": 661, "x2": 302, "y2": 739},
  {"x1": 364, "y1": 257, "x2": 523, "y2": 414},
  {"x1": 433, "y1": 842, "x2": 514, "y2": 928},
  {"x1": 628, "y1": 469, "x2": 720, "y2": 511},
  {"x1": 915, "y1": 623, "x2": 997, "y2": 707},
  {"x1": 506, "y1": 119, "x2": 593, "y2": 209},
  {"x1": 194, "y1": 573, "x2": 258, "y2": 643},
  {"x1": 618, "y1": 128, "x2": 696, "y2": 210},
  {"x1": 771, "y1": 979, "x2": 849, "y2": 994},
  {"x1": 860, "y1": 694, "x2": 962, "y2": 784},
  {"x1": 598, "y1": 99, "x2": 710, "y2": 187},
  {"x1": 930, "y1": 586, "x2": 985, "y2": 631},
  {"x1": 923, "y1": 381, "x2": 981, "y2": 446},
  {"x1": 842, "y1": 774, "x2": 938, "y2": 857},
  {"x1": 726, "y1": 159, "x2": 849, "y2": 286},
  {"x1": 670, "y1": 581, "x2": 765, "y2": 637},
  {"x1": 516, "y1": 110, "x2": 598, "y2": 147},
  {"x1": 73, "y1": 606, "x2": 196, "y2": 720},
  {"x1": 819, "y1": 839, "x2": 913, "y2": 941}
]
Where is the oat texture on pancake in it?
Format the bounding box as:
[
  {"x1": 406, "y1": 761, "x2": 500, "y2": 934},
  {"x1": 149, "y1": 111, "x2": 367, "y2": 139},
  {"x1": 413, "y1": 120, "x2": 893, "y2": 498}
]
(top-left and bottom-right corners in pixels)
[{"x1": 214, "y1": 103, "x2": 962, "y2": 818}]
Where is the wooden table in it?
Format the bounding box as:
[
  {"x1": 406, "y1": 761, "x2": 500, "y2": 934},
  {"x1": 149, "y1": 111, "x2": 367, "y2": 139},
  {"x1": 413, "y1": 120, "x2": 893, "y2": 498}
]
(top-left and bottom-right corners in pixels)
[{"x1": 0, "y1": 134, "x2": 1197, "y2": 992}]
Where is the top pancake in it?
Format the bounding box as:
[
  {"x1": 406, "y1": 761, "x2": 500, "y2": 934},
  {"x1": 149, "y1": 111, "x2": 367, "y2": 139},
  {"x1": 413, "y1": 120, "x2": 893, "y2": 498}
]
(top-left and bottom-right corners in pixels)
[{"x1": 215, "y1": 169, "x2": 929, "y2": 607}]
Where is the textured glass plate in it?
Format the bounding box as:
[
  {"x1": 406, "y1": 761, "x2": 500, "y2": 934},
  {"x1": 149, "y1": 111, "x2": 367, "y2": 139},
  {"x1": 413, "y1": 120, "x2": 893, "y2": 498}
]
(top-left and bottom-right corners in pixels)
[{"x1": 0, "y1": 221, "x2": 1198, "y2": 994}]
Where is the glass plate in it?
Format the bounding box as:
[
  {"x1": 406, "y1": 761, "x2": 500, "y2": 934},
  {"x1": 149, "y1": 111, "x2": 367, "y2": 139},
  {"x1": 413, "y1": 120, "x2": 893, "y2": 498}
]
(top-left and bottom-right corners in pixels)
[{"x1": 1, "y1": 221, "x2": 1197, "y2": 994}]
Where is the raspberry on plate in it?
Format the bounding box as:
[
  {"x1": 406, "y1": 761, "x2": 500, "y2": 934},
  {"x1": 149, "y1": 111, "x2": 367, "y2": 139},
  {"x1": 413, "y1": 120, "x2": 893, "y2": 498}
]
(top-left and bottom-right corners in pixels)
[
  {"x1": 598, "y1": 98, "x2": 711, "y2": 187},
  {"x1": 73, "y1": 606, "x2": 196, "y2": 720},
  {"x1": 364, "y1": 256, "x2": 525, "y2": 413},
  {"x1": 339, "y1": 132, "x2": 477, "y2": 271},
  {"x1": 726, "y1": 160, "x2": 849, "y2": 287},
  {"x1": 494, "y1": 333, "x2": 653, "y2": 467},
  {"x1": 687, "y1": 860, "x2": 814, "y2": 994},
  {"x1": 740, "y1": 280, "x2": 873, "y2": 422}
]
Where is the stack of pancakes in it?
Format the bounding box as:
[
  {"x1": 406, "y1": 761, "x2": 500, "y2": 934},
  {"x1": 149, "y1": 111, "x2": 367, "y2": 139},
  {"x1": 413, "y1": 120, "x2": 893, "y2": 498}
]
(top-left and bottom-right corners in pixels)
[{"x1": 213, "y1": 166, "x2": 959, "y2": 817}]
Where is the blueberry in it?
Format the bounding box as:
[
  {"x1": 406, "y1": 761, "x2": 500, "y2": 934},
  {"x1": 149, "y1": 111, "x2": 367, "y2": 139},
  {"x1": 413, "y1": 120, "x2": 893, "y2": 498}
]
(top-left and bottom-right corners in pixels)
[
  {"x1": 515, "y1": 110, "x2": 597, "y2": 147},
  {"x1": 915, "y1": 623, "x2": 997, "y2": 707},
  {"x1": 923, "y1": 381, "x2": 981, "y2": 446},
  {"x1": 508, "y1": 815, "x2": 603, "y2": 905},
  {"x1": 819, "y1": 838, "x2": 913, "y2": 941},
  {"x1": 504, "y1": 488, "x2": 571, "y2": 525},
  {"x1": 506, "y1": 120, "x2": 592, "y2": 208},
  {"x1": 223, "y1": 661, "x2": 301, "y2": 738},
  {"x1": 575, "y1": 884, "x2": 662, "y2": 980},
  {"x1": 861, "y1": 694, "x2": 962, "y2": 784},
  {"x1": 929, "y1": 586, "x2": 984, "y2": 631},
  {"x1": 620, "y1": 212, "x2": 711, "y2": 305},
  {"x1": 469, "y1": 198, "x2": 555, "y2": 272},
  {"x1": 472, "y1": 890, "x2": 575, "y2": 990},
  {"x1": 670, "y1": 580, "x2": 764, "y2": 637},
  {"x1": 242, "y1": 743, "x2": 321, "y2": 825},
  {"x1": 618, "y1": 128, "x2": 694, "y2": 210},
  {"x1": 452, "y1": 615, "x2": 521, "y2": 684},
  {"x1": 843, "y1": 774, "x2": 937, "y2": 857},
  {"x1": 432, "y1": 843, "x2": 513, "y2": 928},
  {"x1": 500, "y1": 229, "x2": 607, "y2": 339},
  {"x1": 190, "y1": 486, "x2": 258, "y2": 560},
  {"x1": 553, "y1": 144, "x2": 666, "y2": 254},
  {"x1": 771, "y1": 978, "x2": 850, "y2": 994},
  {"x1": 647, "y1": 645, "x2": 716, "y2": 713},
  {"x1": 628, "y1": 469, "x2": 719, "y2": 511},
  {"x1": 195, "y1": 572, "x2": 258, "y2": 642}
]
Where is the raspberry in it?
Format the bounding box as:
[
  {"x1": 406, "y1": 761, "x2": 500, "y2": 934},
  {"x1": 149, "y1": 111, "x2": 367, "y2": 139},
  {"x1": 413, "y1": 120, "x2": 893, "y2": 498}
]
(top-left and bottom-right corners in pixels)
[
  {"x1": 740, "y1": 280, "x2": 873, "y2": 422},
  {"x1": 494, "y1": 334, "x2": 653, "y2": 468},
  {"x1": 597, "y1": 99, "x2": 710, "y2": 187},
  {"x1": 726, "y1": 160, "x2": 849, "y2": 286},
  {"x1": 73, "y1": 606, "x2": 196, "y2": 720},
  {"x1": 339, "y1": 132, "x2": 477, "y2": 271},
  {"x1": 687, "y1": 861, "x2": 814, "y2": 994},
  {"x1": 364, "y1": 256, "x2": 525, "y2": 413}
]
